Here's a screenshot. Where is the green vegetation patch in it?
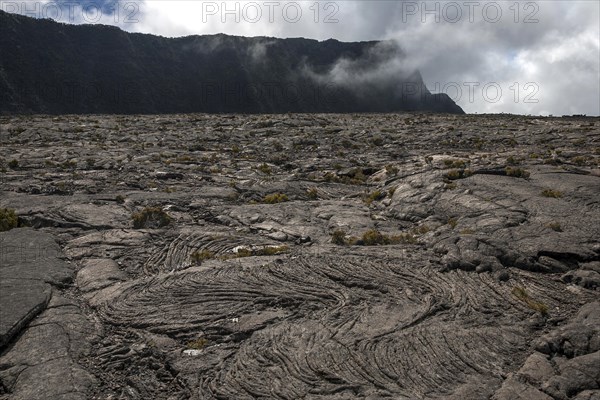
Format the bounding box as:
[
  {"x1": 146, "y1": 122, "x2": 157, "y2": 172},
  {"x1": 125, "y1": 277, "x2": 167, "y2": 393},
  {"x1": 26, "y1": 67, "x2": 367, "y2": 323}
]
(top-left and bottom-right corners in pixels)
[
  {"x1": 444, "y1": 169, "x2": 472, "y2": 181},
  {"x1": 363, "y1": 190, "x2": 385, "y2": 205},
  {"x1": 264, "y1": 193, "x2": 289, "y2": 204},
  {"x1": 258, "y1": 163, "x2": 272, "y2": 175},
  {"x1": 505, "y1": 167, "x2": 530, "y2": 179},
  {"x1": 331, "y1": 228, "x2": 423, "y2": 246},
  {"x1": 191, "y1": 249, "x2": 215, "y2": 265},
  {"x1": 0, "y1": 208, "x2": 18, "y2": 232},
  {"x1": 546, "y1": 222, "x2": 562, "y2": 232},
  {"x1": 541, "y1": 189, "x2": 563, "y2": 198},
  {"x1": 187, "y1": 338, "x2": 208, "y2": 350},
  {"x1": 132, "y1": 206, "x2": 172, "y2": 229},
  {"x1": 234, "y1": 245, "x2": 289, "y2": 258},
  {"x1": 512, "y1": 286, "x2": 549, "y2": 316},
  {"x1": 443, "y1": 159, "x2": 467, "y2": 169}
]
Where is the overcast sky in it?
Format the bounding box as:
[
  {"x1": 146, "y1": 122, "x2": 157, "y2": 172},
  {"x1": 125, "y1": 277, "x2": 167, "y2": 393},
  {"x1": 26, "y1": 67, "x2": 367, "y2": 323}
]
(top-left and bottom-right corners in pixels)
[{"x1": 5, "y1": 0, "x2": 600, "y2": 115}]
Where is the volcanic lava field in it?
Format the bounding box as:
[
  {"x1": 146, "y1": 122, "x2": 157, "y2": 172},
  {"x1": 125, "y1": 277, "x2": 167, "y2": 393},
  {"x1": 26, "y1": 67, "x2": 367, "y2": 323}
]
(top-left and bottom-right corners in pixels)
[{"x1": 0, "y1": 113, "x2": 599, "y2": 400}]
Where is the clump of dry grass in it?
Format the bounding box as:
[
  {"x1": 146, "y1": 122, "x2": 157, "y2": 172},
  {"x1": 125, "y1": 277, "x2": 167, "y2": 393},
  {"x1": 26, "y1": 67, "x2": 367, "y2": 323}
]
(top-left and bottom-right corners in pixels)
[
  {"x1": 541, "y1": 189, "x2": 563, "y2": 198},
  {"x1": 512, "y1": 286, "x2": 549, "y2": 316},
  {"x1": 264, "y1": 193, "x2": 289, "y2": 204},
  {"x1": 132, "y1": 207, "x2": 172, "y2": 229}
]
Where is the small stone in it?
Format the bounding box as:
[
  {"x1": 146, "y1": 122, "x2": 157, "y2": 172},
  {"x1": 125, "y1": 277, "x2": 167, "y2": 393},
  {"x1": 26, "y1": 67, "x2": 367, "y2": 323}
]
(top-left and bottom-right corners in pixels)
[
  {"x1": 183, "y1": 349, "x2": 203, "y2": 356},
  {"x1": 268, "y1": 231, "x2": 288, "y2": 242}
]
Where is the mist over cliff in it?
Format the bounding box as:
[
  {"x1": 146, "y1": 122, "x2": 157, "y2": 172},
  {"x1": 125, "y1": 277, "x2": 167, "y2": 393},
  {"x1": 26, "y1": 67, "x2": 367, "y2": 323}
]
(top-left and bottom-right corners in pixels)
[{"x1": 0, "y1": 10, "x2": 464, "y2": 114}]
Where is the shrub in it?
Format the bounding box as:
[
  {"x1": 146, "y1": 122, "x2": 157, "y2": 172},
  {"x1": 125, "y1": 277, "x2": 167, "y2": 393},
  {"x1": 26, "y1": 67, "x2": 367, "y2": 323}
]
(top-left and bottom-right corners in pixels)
[
  {"x1": 191, "y1": 250, "x2": 215, "y2": 264},
  {"x1": 264, "y1": 193, "x2": 289, "y2": 204},
  {"x1": 512, "y1": 286, "x2": 549, "y2": 316},
  {"x1": 258, "y1": 163, "x2": 272, "y2": 175},
  {"x1": 60, "y1": 160, "x2": 77, "y2": 170},
  {"x1": 505, "y1": 167, "x2": 530, "y2": 179},
  {"x1": 443, "y1": 159, "x2": 467, "y2": 169},
  {"x1": 546, "y1": 222, "x2": 562, "y2": 232},
  {"x1": 187, "y1": 338, "x2": 208, "y2": 350},
  {"x1": 332, "y1": 229, "x2": 419, "y2": 246},
  {"x1": 132, "y1": 207, "x2": 172, "y2": 229},
  {"x1": 390, "y1": 233, "x2": 418, "y2": 244},
  {"x1": 307, "y1": 187, "x2": 318, "y2": 200},
  {"x1": 362, "y1": 230, "x2": 416, "y2": 245},
  {"x1": 506, "y1": 156, "x2": 519, "y2": 165},
  {"x1": 234, "y1": 245, "x2": 289, "y2": 257},
  {"x1": 447, "y1": 217, "x2": 458, "y2": 229},
  {"x1": 338, "y1": 168, "x2": 367, "y2": 185},
  {"x1": 385, "y1": 164, "x2": 399, "y2": 176},
  {"x1": 361, "y1": 229, "x2": 388, "y2": 245},
  {"x1": 323, "y1": 172, "x2": 339, "y2": 183},
  {"x1": 445, "y1": 170, "x2": 460, "y2": 180},
  {"x1": 331, "y1": 229, "x2": 347, "y2": 245},
  {"x1": 541, "y1": 189, "x2": 563, "y2": 198},
  {"x1": 8, "y1": 159, "x2": 19, "y2": 169},
  {"x1": 0, "y1": 208, "x2": 18, "y2": 232},
  {"x1": 412, "y1": 225, "x2": 430, "y2": 235},
  {"x1": 235, "y1": 248, "x2": 253, "y2": 258},
  {"x1": 444, "y1": 169, "x2": 472, "y2": 181},
  {"x1": 364, "y1": 190, "x2": 384, "y2": 205}
]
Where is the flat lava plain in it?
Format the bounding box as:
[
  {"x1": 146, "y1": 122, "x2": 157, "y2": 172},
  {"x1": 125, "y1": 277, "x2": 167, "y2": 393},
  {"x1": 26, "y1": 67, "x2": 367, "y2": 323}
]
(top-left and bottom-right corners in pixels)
[{"x1": 0, "y1": 113, "x2": 599, "y2": 400}]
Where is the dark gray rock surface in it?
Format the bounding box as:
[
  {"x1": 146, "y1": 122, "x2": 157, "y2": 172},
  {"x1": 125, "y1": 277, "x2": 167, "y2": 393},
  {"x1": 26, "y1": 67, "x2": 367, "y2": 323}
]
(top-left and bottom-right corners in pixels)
[
  {"x1": 0, "y1": 228, "x2": 72, "y2": 348},
  {"x1": 0, "y1": 113, "x2": 598, "y2": 399}
]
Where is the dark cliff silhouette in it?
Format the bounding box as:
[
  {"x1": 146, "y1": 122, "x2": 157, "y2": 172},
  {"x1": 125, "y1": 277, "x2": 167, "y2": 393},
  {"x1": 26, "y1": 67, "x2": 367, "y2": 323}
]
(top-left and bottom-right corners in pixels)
[{"x1": 0, "y1": 10, "x2": 464, "y2": 115}]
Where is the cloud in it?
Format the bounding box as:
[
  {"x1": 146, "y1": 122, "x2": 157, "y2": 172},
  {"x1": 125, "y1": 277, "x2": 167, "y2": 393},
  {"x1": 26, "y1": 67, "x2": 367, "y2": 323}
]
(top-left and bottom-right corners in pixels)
[{"x1": 300, "y1": 41, "x2": 421, "y2": 97}]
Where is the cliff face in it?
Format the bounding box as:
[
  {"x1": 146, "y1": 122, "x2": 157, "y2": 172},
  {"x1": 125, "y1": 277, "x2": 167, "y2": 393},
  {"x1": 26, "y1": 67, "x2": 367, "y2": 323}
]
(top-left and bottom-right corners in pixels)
[{"x1": 0, "y1": 10, "x2": 464, "y2": 114}]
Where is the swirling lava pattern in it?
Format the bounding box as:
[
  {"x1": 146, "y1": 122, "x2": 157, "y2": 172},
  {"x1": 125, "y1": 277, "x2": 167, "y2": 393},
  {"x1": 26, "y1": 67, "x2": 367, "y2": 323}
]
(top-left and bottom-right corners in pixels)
[{"x1": 101, "y1": 254, "x2": 580, "y2": 399}]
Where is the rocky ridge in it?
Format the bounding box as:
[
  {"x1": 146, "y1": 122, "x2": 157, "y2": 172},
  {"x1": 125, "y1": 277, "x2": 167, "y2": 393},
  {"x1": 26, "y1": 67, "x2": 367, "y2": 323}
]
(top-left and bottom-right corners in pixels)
[{"x1": 0, "y1": 10, "x2": 463, "y2": 115}]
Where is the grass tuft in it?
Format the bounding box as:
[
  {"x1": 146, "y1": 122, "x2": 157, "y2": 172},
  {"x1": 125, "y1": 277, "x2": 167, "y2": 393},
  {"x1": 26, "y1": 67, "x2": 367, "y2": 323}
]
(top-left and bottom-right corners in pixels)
[
  {"x1": 234, "y1": 245, "x2": 289, "y2": 257},
  {"x1": 332, "y1": 229, "x2": 418, "y2": 246},
  {"x1": 191, "y1": 249, "x2": 215, "y2": 265},
  {"x1": 307, "y1": 187, "x2": 319, "y2": 200},
  {"x1": 541, "y1": 189, "x2": 563, "y2": 198},
  {"x1": 0, "y1": 208, "x2": 18, "y2": 232},
  {"x1": 187, "y1": 338, "x2": 208, "y2": 350},
  {"x1": 132, "y1": 207, "x2": 172, "y2": 229},
  {"x1": 364, "y1": 190, "x2": 384, "y2": 205},
  {"x1": 512, "y1": 286, "x2": 549, "y2": 316},
  {"x1": 505, "y1": 167, "x2": 530, "y2": 179},
  {"x1": 258, "y1": 163, "x2": 272, "y2": 175},
  {"x1": 546, "y1": 222, "x2": 562, "y2": 232},
  {"x1": 264, "y1": 193, "x2": 289, "y2": 204}
]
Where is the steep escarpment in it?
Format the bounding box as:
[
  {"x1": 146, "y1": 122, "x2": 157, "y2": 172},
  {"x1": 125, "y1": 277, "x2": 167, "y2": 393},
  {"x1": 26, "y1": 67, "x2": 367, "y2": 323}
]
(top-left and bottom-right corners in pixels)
[{"x1": 0, "y1": 10, "x2": 463, "y2": 115}]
